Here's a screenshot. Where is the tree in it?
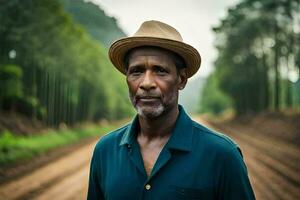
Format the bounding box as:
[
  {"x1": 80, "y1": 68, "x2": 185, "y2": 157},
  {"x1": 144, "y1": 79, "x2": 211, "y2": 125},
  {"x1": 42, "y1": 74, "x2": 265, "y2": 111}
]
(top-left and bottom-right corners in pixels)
[
  {"x1": 0, "y1": 0, "x2": 134, "y2": 127},
  {"x1": 200, "y1": 0, "x2": 300, "y2": 115}
]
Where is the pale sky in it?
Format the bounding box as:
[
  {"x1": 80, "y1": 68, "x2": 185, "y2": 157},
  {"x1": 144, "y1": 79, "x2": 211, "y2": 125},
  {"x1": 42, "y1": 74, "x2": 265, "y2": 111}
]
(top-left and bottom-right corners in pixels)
[{"x1": 89, "y1": 0, "x2": 239, "y2": 79}]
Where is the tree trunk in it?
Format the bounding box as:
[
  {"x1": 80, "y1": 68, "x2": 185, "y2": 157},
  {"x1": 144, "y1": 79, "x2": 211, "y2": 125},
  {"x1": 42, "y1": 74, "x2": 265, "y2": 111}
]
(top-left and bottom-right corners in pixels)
[{"x1": 274, "y1": 22, "x2": 280, "y2": 111}]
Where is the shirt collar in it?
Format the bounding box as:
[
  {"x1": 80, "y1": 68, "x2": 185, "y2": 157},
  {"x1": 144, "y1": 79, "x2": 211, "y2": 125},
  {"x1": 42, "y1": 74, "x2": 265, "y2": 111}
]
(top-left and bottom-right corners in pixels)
[
  {"x1": 119, "y1": 105, "x2": 194, "y2": 152},
  {"x1": 119, "y1": 115, "x2": 139, "y2": 146},
  {"x1": 165, "y1": 105, "x2": 193, "y2": 152}
]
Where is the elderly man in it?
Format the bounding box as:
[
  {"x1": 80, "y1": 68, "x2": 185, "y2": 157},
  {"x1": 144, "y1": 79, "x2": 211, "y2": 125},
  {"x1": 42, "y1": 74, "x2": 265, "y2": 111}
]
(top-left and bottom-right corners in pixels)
[{"x1": 87, "y1": 20, "x2": 255, "y2": 200}]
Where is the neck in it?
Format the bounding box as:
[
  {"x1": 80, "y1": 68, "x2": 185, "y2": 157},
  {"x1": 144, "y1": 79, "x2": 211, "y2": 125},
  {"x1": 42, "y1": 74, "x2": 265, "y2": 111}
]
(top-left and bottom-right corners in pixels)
[{"x1": 138, "y1": 105, "x2": 179, "y2": 140}]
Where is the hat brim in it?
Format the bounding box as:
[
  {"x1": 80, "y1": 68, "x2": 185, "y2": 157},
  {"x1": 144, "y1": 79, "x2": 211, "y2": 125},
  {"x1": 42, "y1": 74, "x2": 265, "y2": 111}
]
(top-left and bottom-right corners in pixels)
[{"x1": 109, "y1": 37, "x2": 201, "y2": 78}]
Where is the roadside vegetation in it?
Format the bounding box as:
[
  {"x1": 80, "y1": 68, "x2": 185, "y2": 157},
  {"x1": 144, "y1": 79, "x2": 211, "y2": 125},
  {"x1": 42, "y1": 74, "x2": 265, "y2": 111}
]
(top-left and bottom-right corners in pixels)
[
  {"x1": 0, "y1": 123, "x2": 119, "y2": 166},
  {"x1": 0, "y1": 0, "x2": 134, "y2": 166}
]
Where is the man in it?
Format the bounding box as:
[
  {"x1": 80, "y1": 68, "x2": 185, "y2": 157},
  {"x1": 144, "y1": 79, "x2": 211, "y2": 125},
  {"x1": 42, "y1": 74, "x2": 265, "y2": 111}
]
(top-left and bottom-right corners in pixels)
[{"x1": 87, "y1": 20, "x2": 255, "y2": 200}]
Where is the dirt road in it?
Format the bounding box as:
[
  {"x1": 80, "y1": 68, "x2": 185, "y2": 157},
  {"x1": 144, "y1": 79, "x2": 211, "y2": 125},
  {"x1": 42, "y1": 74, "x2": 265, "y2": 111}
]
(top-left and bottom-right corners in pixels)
[
  {"x1": 0, "y1": 141, "x2": 94, "y2": 200},
  {"x1": 196, "y1": 118, "x2": 300, "y2": 200},
  {"x1": 0, "y1": 118, "x2": 299, "y2": 200}
]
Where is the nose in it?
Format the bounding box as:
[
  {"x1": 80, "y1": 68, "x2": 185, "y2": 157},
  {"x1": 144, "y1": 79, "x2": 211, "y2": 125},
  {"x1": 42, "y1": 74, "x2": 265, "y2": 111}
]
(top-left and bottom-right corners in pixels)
[{"x1": 140, "y1": 70, "x2": 156, "y2": 91}]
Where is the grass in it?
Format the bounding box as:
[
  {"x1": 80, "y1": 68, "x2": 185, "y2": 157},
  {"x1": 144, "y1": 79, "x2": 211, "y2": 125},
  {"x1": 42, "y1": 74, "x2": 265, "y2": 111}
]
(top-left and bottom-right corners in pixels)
[{"x1": 0, "y1": 123, "x2": 118, "y2": 166}]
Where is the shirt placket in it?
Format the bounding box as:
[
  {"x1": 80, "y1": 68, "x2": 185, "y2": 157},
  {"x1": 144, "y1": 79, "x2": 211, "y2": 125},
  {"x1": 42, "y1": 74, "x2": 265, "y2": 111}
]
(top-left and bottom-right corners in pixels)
[{"x1": 139, "y1": 147, "x2": 172, "y2": 200}]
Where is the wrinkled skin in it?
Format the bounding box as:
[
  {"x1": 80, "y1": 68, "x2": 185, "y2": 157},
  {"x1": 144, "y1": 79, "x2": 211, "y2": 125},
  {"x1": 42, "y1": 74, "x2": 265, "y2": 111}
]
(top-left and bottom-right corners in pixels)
[{"x1": 126, "y1": 46, "x2": 187, "y2": 119}]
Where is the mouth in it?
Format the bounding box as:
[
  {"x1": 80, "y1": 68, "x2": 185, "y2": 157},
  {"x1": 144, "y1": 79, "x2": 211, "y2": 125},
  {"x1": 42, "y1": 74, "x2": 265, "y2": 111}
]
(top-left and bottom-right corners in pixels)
[
  {"x1": 139, "y1": 96, "x2": 160, "y2": 99},
  {"x1": 136, "y1": 95, "x2": 161, "y2": 103}
]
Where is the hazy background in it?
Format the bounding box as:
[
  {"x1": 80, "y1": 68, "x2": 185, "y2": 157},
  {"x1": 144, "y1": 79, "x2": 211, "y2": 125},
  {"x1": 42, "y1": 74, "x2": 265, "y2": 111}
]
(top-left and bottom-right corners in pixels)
[
  {"x1": 0, "y1": 1, "x2": 299, "y2": 199},
  {"x1": 89, "y1": 0, "x2": 240, "y2": 113},
  {"x1": 90, "y1": 0, "x2": 238, "y2": 77}
]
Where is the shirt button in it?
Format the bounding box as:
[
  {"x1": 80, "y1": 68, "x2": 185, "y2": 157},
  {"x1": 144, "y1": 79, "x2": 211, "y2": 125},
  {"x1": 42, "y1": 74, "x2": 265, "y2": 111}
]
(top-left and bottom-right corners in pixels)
[{"x1": 145, "y1": 184, "x2": 151, "y2": 190}]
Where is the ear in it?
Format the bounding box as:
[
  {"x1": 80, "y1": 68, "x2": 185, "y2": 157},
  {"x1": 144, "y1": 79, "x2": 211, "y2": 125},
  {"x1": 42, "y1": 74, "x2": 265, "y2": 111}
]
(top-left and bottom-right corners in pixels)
[{"x1": 177, "y1": 68, "x2": 188, "y2": 90}]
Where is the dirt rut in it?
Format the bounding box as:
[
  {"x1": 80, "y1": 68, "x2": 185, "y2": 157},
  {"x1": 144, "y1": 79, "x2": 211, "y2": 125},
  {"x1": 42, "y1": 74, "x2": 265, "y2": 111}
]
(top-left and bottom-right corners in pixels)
[{"x1": 1, "y1": 118, "x2": 299, "y2": 200}]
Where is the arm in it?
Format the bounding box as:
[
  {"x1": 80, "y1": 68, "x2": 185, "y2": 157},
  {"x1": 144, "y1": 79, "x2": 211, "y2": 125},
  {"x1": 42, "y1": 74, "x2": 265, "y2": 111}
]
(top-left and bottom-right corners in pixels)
[
  {"x1": 87, "y1": 146, "x2": 105, "y2": 200},
  {"x1": 217, "y1": 147, "x2": 256, "y2": 200}
]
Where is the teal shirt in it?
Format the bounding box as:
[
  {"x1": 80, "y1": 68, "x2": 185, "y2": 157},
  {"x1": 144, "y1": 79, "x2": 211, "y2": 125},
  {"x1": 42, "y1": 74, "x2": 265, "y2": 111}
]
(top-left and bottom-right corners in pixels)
[{"x1": 87, "y1": 106, "x2": 255, "y2": 200}]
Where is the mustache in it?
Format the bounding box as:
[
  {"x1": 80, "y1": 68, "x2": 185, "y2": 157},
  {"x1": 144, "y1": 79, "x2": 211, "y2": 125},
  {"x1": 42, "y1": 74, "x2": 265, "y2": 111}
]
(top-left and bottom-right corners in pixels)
[{"x1": 135, "y1": 93, "x2": 161, "y2": 99}]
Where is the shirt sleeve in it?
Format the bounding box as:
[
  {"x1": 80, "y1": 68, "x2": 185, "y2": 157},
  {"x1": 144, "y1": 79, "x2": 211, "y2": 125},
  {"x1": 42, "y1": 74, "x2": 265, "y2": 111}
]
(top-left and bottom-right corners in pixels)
[
  {"x1": 217, "y1": 146, "x2": 256, "y2": 200},
  {"x1": 87, "y1": 146, "x2": 105, "y2": 200}
]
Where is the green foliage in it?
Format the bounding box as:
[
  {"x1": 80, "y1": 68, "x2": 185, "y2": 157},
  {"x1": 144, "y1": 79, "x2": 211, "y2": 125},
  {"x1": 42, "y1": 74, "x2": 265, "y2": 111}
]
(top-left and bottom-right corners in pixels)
[
  {"x1": 0, "y1": 124, "x2": 117, "y2": 165},
  {"x1": 202, "y1": 0, "x2": 300, "y2": 115},
  {"x1": 199, "y1": 74, "x2": 232, "y2": 114},
  {"x1": 0, "y1": 0, "x2": 133, "y2": 126},
  {"x1": 0, "y1": 64, "x2": 23, "y2": 99}
]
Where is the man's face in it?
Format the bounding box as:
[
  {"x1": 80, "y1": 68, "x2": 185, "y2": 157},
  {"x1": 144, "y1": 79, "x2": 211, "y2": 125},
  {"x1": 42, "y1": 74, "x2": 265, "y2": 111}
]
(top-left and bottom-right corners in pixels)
[{"x1": 126, "y1": 47, "x2": 187, "y2": 118}]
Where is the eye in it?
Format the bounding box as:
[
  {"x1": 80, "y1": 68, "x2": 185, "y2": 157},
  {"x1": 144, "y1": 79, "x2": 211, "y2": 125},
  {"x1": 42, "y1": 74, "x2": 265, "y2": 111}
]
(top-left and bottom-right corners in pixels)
[
  {"x1": 154, "y1": 66, "x2": 168, "y2": 75},
  {"x1": 128, "y1": 66, "x2": 144, "y2": 75}
]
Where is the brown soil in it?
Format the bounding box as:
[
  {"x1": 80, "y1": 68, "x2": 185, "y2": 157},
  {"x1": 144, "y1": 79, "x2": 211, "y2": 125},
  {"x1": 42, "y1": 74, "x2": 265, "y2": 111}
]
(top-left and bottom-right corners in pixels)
[
  {"x1": 0, "y1": 136, "x2": 98, "y2": 185},
  {"x1": 0, "y1": 114, "x2": 299, "y2": 200},
  {"x1": 0, "y1": 138, "x2": 97, "y2": 200},
  {"x1": 0, "y1": 112, "x2": 46, "y2": 136},
  {"x1": 224, "y1": 111, "x2": 300, "y2": 145},
  {"x1": 198, "y1": 113, "x2": 300, "y2": 200}
]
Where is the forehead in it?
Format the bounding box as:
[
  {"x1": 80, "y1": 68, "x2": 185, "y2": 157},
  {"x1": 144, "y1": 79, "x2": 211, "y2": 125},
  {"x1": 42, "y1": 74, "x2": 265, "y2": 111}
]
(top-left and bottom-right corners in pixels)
[{"x1": 127, "y1": 46, "x2": 176, "y2": 65}]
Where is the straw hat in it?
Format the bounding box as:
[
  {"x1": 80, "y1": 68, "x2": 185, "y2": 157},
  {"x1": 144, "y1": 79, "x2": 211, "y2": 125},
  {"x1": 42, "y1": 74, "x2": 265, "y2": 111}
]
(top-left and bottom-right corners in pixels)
[{"x1": 108, "y1": 20, "x2": 201, "y2": 78}]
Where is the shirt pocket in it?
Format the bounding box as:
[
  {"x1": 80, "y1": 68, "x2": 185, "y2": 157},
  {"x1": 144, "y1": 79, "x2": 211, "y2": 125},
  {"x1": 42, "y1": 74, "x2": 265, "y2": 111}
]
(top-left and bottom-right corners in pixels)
[{"x1": 170, "y1": 185, "x2": 214, "y2": 200}]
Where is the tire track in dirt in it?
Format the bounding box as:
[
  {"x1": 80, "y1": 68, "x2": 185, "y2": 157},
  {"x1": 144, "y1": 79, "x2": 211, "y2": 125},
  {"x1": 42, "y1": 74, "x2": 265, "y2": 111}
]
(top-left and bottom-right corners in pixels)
[
  {"x1": 238, "y1": 137, "x2": 299, "y2": 199},
  {"x1": 31, "y1": 165, "x2": 89, "y2": 200},
  {"x1": 196, "y1": 117, "x2": 300, "y2": 200},
  {"x1": 0, "y1": 141, "x2": 96, "y2": 200},
  {"x1": 1, "y1": 117, "x2": 299, "y2": 200}
]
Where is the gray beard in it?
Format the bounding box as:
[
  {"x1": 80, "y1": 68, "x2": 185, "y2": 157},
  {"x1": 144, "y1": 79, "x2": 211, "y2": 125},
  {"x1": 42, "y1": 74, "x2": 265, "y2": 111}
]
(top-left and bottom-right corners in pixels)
[
  {"x1": 136, "y1": 103, "x2": 165, "y2": 118},
  {"x1": 130, "y1": 92, "x2": 177, "y2": 119}
]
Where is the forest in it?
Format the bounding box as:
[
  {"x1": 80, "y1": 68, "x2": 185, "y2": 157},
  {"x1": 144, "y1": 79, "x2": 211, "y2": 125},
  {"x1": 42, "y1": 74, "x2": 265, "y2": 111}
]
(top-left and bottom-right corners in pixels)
[
  {"x1": 1, "y1": 0, "x2": 299, "y2": 129},
  {"x1": 200, "y1": 0, "x2": 300, "y2": 115},
  {"x1": 0, "y1": 0, "x2": 134, "y2": 129}
]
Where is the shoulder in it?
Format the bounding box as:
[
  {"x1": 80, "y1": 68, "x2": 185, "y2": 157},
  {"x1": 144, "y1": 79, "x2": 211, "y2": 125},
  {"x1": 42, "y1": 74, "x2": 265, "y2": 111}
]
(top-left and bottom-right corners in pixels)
[
  {"x1": 190, "y1": 120, "x2": 247, "y2": 174},
  {"x1": 191, "y1": 120, "x2": 241, "y2": 156},
  {"x1": 93, "y1": 123, "x2": 129, "y2": 154}
]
